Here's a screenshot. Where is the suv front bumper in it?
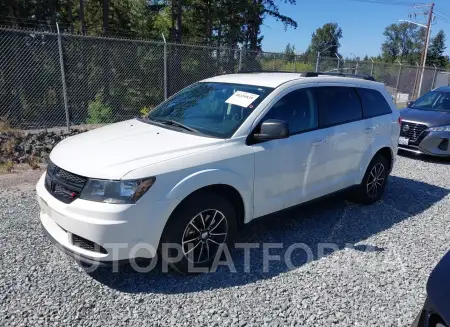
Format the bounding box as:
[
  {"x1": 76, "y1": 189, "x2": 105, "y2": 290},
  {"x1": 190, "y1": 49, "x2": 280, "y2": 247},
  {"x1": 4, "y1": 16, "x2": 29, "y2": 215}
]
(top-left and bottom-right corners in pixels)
[
  {"x1": 36, "y1": 173, "x2": 179, "y2": 264},
  {"x1": 399, "y1": 131, "x2": 450, "y2": 157}
]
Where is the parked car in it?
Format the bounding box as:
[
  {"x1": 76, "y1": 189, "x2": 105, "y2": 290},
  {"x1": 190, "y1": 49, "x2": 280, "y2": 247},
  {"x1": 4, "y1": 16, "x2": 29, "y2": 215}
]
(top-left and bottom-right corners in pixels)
[
  {"x1": 398, "y1": 86, "x2": 450, "y2": 157},
  {"x1": 36, "y1": 72, "x2": 400, "y2": 273},
  {"x1": 411, "y1": 250, "x2": 450, "y2": 327}
]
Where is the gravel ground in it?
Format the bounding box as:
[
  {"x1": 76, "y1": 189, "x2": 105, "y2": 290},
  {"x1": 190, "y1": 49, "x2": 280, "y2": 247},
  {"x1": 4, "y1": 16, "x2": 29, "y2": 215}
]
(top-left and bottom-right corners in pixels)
[{"x1": 1, "y1": 154, "x2": 449, "y2": 327}]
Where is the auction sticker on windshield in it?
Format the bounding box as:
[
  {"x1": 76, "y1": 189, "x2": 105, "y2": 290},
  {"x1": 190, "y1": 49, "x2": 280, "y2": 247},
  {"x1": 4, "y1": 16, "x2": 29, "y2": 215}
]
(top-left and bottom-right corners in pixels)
[{"x1": 225, "y1": 91, "x2": 260, "y2": 108}]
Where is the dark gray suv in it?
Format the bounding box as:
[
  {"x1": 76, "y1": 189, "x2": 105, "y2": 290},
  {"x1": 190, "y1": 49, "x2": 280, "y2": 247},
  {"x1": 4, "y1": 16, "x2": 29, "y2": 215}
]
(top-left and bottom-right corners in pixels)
[{"x1": 399, "y1": 86, "x2": 450, "y2": 157}]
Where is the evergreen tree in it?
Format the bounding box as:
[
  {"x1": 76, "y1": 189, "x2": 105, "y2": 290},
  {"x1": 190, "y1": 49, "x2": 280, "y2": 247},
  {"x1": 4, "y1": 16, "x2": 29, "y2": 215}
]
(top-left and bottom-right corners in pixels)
[
  {"x1": 427, "y1": 30, "x2": 449, "y2": 68},
  {"x1": 307, "y1": 23, "x2": 343, "y2": 58}
]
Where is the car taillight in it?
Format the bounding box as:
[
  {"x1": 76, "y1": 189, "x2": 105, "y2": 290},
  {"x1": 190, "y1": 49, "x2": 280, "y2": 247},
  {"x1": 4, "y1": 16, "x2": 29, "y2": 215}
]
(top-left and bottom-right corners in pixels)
[{"x1": 398, "y1": 116, "x2": 402, "y2": 125}]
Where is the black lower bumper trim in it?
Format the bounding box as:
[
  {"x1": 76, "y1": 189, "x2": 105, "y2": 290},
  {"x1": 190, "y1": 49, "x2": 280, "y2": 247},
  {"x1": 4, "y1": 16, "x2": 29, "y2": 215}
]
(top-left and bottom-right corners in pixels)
[
  {"x1": 41, "y1": 222, "x2": 131, "y2": 267},
  {"x1": 398, "y1": 146, "x2": 450, "y2": 158}
]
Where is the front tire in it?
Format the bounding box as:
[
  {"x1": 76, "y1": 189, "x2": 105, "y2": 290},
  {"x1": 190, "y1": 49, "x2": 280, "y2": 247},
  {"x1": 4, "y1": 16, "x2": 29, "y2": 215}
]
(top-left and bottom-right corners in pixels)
[
  {"x1": 350, "y1": 154, "x2": 389, "y2": 205},
  {"x1": 159, "y1": 191, "x2": 237, "y2": 274}
]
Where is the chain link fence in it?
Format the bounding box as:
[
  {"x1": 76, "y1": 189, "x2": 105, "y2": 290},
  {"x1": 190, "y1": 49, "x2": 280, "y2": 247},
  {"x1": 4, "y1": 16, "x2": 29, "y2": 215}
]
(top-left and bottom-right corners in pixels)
[
  {"x1": 0, "y1": 28, "x2": 66, "y2": 129},
  {"x1": 317, "y1": 57, "x2": 449, "y2": 106},
  {"x1": 1, "y1": 26, "x2": 449, "y2": 130}
]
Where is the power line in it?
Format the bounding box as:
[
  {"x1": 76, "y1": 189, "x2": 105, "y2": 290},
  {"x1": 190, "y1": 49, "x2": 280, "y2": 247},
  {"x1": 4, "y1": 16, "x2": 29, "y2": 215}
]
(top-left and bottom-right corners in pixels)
[
  {"x1": 435, "y1": 9, "x2": 450, "y2": 18},
  {"x1": 435, "y1": 14, "x2": 450, "y2": 24},
  {"x1": 349, "y1": 0, "x2": 425, "y2": 6}
]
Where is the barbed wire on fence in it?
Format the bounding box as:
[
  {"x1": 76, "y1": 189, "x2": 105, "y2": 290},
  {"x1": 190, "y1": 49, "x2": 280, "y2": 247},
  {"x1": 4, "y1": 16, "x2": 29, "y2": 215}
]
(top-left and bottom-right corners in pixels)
[{"x1": 0, "y1": 26, "x2": 449, "y2": 130}]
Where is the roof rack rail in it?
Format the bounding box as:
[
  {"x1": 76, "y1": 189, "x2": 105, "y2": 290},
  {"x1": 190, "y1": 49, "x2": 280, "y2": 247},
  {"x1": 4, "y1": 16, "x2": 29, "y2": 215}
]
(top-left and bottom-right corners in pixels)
[
  {"x1": 236, "y1": 69, "x2": 376, "y2": 81},
  {"x1": 299, "y1": 72, "x2": 376, "y2": 81},
  {"x1": 237, "y1": 69, "x2": 298, "y2": 74}
]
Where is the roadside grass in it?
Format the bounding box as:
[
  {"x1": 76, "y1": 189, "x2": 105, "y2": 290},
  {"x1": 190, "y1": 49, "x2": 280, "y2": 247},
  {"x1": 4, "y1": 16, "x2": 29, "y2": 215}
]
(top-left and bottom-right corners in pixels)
[{"x1": 0, "y1": 160, "x2": 14, "y2": 173}]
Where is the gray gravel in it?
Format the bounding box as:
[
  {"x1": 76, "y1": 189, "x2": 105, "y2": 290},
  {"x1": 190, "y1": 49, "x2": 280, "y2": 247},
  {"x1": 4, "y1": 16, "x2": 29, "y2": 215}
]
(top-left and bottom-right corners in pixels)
[{"x1": 1, "y1": 154, "x2": 449, "y2": 327}]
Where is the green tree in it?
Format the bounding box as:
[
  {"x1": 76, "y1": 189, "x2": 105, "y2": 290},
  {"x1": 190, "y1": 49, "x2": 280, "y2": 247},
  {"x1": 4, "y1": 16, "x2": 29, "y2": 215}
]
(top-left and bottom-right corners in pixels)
[
  {"x1": 381, "y1": 22, "x2": 424, "y2": 64},
  {"x1": 427, "y1": 30, "x2": 449, "y2": 68},
  {"x1": 284, "y1": 43, "x2": 296, "y2": 61},
  {"x1": 307, "y1": 23, "x2": 343, "y2": 58}
]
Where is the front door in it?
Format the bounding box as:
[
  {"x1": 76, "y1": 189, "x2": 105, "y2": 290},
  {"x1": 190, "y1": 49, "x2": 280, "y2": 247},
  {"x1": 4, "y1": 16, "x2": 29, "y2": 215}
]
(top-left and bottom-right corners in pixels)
[{"x1": 252, "y1": 87, "x2": 330, "y2": 218}]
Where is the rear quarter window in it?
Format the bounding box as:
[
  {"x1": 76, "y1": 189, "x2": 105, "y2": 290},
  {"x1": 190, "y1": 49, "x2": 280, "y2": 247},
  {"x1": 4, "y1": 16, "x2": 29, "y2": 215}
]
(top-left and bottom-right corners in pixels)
[{"x1": 357, "y1": 88, "x2": 392, "y2": 118}]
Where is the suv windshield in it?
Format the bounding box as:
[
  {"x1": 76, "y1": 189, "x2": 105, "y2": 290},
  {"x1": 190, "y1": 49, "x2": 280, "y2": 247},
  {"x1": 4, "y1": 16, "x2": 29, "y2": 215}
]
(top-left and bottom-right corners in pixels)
[
  {"x1": 146, "y1": 82, "x2": 273, "y2": 138},
  {"x1": 411, "y1": 91, "x2": 450, "y2": 112}
]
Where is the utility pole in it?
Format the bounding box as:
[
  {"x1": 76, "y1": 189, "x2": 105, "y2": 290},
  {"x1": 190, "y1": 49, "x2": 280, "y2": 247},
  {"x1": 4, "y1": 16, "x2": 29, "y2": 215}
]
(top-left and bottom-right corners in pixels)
[{"x1": 417, "y1": 2, "x2": 434, "y2": 98}]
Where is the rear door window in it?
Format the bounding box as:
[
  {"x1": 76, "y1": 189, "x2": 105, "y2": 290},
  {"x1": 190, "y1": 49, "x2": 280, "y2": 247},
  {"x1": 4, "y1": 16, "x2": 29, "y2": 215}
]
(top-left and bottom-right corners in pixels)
[
  {"x1": 357, "y1": 88, "x2": 392, "y2": 118},
  {"x1": 316, "y1": 86, "x2": 363, "y2": 127}
]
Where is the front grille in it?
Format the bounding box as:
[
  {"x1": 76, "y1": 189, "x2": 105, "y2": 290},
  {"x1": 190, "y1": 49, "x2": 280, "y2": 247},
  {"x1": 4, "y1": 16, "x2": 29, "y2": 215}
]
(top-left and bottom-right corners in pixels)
[
  {"x1": 45, "y1": 160, "x2": 87, "y2": 203},
  {"x1": 57, "y1": 169, "x2": 87, "y2": 185},
  {"x1": 400, "y1": 122, "x2": 428, "y2": 143},
  {"x1": 72, "y1": 234, "x2": 107, "y2": 254}
]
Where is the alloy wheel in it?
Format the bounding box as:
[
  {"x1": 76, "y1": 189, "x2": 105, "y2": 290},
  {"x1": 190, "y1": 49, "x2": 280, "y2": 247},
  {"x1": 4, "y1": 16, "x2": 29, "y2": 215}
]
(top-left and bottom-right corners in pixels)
[
  {"x1": 181, "y1": 209, "x2": 228, "y2": 263},
  {"x1": 366, "y1": 163, "x2": 385, "y2": 198}
]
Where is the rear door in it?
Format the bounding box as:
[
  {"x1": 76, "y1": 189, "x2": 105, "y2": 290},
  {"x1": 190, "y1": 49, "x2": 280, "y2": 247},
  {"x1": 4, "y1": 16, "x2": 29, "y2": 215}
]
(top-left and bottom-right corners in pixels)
[
  {"x1": 357, "y1": 87, "x2": 394, "y2": 139},
  {"x1": 316, "y1": 86, "x2": 366, "y2": 193},
  {"x1": 357, "y1": 86, "x2": 397, "y2": 173}
]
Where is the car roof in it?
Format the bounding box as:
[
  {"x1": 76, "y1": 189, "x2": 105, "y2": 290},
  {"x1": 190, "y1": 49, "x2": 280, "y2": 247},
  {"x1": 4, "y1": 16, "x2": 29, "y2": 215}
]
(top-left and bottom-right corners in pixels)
[
  {"x1": 434, "y1": 86, "x2": 450, "y2": 92},
  {"x1": 202, "y1": 72, "x2": 382, "y2": 89},
  {"x1": 202, "y1": 73, "x2": 304, "y2": 88}
]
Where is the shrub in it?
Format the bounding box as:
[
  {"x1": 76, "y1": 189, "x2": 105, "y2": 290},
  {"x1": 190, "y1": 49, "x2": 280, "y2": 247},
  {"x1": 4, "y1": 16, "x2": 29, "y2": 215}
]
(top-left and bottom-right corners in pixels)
[
  {"x1": 0, "y1": 117, "x2": 11, "y2": 132},
  {"x1": 4, "y1": 138, "x2": 16, "y2": 154},
  {"x1": 87, "y1": 93, "x2": 113, "y2": 124},
  {"x1": 140, "y1": 106, "x2": 151, "y2": 116},
  {"x1": 28, "y1": 156, "x2": 40, "y2": 170},
  {"x1": 5, "y1": 160, "x2": 14, "y2": 173}
]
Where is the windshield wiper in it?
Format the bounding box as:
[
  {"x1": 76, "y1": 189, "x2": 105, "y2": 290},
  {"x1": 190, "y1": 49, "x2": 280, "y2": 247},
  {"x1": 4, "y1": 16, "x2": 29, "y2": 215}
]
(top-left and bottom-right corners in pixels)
[{"x1": 148, "y1": 118, "x2": 200, "y2": 134}]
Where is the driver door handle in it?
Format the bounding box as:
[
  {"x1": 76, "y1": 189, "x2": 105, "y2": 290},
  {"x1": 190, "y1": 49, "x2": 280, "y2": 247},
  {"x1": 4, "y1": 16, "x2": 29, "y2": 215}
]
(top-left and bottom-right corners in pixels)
[{"x1": 365, "y1": 127, "x2": 376, "y2": 133}]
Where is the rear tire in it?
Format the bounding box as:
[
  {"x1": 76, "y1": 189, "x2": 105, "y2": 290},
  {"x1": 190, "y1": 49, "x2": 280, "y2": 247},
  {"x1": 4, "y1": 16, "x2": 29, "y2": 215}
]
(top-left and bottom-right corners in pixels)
[
  {"x1": 349, "y1": 154, "x2": 389, "y2": 205},
  {"x1": 159, "y1": 191, "x2": 237, "y2": 274}
]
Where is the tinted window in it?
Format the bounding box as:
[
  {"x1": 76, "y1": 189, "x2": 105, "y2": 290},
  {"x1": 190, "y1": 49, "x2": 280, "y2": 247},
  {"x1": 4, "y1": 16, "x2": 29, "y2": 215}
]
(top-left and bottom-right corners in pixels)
[
  {"x1": 317, "y1": 87, "x2": 362, "y2": 127},
  {"x1": 148, "y1": 82, "x2": 273, "y2": 138},
  {"x1": 263, "y1": 88, "x2": 318, "y2": 134},
  {"x1": 358, "y1": 88, "x2": 392, "y2": 117},
  {"x1": 411, "y1": 91, "x2": 450, "y2": 112}
]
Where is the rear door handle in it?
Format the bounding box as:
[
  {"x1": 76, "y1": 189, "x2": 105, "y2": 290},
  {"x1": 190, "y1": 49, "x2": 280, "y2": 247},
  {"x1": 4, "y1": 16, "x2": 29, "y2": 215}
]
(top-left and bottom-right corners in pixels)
[
  {"x1": 311, "y1": 140, "x2": 324, "y2": 146},
  {"x1": 365, "y1": 127, "x2": 376, "y2": 133}
]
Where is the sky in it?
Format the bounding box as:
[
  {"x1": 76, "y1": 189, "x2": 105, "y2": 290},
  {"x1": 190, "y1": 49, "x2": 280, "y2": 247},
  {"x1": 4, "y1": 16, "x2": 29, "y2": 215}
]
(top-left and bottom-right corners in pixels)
[{"x1": 261, "y1": 0, "x2": 450, "y2": 58}]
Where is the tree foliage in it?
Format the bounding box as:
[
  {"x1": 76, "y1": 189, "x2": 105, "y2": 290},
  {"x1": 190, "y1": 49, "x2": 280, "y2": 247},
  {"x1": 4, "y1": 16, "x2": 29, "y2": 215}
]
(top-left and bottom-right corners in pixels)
[
  {"x1": 427, "y1": 30, "x2": 449, "y2": 68},
  {"x1": 284, "y1": 43, "x2": 296, "y2": 62},
  {"x1": 0, "y1": 0, "x2": 297, "y2": 51},
  {"x1": 381, "y1": 22, "x2": 424, "y2": 65},
  {"x1": 307, "y1": 23, "x2": 343, "y2": 58}
]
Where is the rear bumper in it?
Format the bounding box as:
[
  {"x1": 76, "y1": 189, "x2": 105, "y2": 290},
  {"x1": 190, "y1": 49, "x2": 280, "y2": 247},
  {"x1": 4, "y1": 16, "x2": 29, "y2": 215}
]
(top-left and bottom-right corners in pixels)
[{"x1": 399, "y1": 131, "x2": 450, "y2": 157}]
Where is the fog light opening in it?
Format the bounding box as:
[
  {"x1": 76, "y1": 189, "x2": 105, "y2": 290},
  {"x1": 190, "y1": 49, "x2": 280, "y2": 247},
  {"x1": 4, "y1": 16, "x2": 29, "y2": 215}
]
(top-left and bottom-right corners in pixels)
[
  {"x1": 438, "y1": 139, "x2": 449, "y2": 152},
  {"x1": 72, "y1": 234, "x2": 108, "y2": 254}
]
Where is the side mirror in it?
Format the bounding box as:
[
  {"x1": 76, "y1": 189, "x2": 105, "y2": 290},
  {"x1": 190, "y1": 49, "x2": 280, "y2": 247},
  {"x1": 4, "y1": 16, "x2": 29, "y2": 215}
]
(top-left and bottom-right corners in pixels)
[
  {"x1": 253, "y1": 119, "x2": 289, "y2": 142},
  {"x1": 407, "y1": 101, "x2": 414, "y2": 107}
]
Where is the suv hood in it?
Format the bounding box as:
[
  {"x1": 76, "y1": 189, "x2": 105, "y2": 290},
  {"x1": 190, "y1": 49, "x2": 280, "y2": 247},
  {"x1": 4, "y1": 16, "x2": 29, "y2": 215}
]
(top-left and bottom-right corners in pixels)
[
  {"x1": 400, "y1": 108, "x2": 450, "y2": 127},
  {"x1": 50, "y1": 119, "x2": 223, "y2": 179}
]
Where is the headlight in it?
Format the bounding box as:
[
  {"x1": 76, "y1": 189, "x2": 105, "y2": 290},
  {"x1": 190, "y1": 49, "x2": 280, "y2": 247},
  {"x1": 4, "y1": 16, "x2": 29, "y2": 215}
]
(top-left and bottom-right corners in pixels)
[
  {"x1": 80, "y1": 177, "x2": 156, "y2": 204},
  {"x1": 427, "y1": 125, "x2": 450, "y2": 132}
]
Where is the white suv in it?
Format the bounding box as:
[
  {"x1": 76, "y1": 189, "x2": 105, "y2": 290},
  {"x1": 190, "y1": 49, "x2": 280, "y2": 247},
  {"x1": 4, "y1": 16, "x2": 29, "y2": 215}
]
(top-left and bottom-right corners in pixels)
[{"x1": 36, "y1": 72, "x2": 400, "y2": 273}]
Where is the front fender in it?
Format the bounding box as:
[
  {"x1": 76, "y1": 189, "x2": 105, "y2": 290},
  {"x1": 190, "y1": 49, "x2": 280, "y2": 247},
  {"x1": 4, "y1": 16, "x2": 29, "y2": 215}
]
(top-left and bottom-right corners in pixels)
[{"x1": 166, "y1": 169, "x2": 254, "y2": 223}]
